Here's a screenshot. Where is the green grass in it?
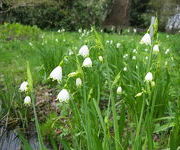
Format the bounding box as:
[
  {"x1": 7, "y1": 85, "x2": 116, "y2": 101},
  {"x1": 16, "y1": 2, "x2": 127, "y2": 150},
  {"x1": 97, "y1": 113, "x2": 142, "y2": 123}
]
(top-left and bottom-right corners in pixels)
[{"x1": 0, "y1": 23, "x2": 180, "y2": 149}]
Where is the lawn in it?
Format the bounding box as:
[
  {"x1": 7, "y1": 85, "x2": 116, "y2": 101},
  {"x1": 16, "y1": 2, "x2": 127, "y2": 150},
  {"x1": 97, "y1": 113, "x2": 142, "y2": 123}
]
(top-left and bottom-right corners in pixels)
[{"x1": 0, "y1": 23, "x2": 180, "y2": 149}]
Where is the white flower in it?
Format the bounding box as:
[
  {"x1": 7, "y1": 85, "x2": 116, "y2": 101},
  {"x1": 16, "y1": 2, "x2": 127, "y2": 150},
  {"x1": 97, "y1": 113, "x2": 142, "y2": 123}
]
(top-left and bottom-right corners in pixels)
[
  {"x1": 24, "y1": 96, "x2": 31, "y2": 105},
  {"x1": 57, "y1": 89, "x2": 70, "y2": 102},
  {"x1": 55, "y1": 39, "x2": 58, "y2": 42},
  {"x1": 116, "y1": 43, "x2": 121, "y2": 48},
  {"x1": 133, "y1": 49, "x2": 137, "y2": 53},
  {"x1": 79, "y1": 45, "x2": 89, "y2": 58},
  {"x1": 123, "y1": 67, "x2": 127, "y2": 71},
  {"x1": 83, "y1": 29, "x2": 86, "y2": 33},
  {"x1": 98, "y1": 56, "x2": 103, "y2": 62},
  {"x1": 165, "y1": 49, "x2": 170, "y2": 54},
  {"x1": 132, "y1": 56, "x2": 136, "y2": 60},
  {"x1": 123, "y1": 54, "x2": 128, "y2": 59},
  {"x1": 81, "y1": 33, "x2": 85, "y2": 37},
  {"x1": 50, "y1": 66, "x2": 62, "y2": 82},
  {"x1": 165, "y1": 61, "x2": 168, "y2": 66},
  {"x1": 136, "y1": 65, "x2": 138, "y2": 69},
  {"x1": 68, "y1": 50, "x2": 74, "y2": 56},
  {"x1": 117, "y1": 86, "x2": 122, "y2": 95},
  {"x1": 19, "y1": 81, "x2": 28, "y2": 92},
  {"x1": 145, "y1": 56, "x2": 148, "y2": 60},
  {"x1": 82, "y1": 57, "x2": 92, "y2": 67},
  {"x1": 78, "y1": 28, "x2": 82, "y2": 33},
  {"x1": 29, "y1": 42, "x2": 33, "y2": 46},
  {"x1": 86, "y1": 31, "x2": 90, "y2": 35},
  {"x1": 145, "y1": 72, "x2": 153, "y2": 82},
  {"x1": 145, "y1": 48, "x2": 148, "y2": 52},
  {"x1": 133, "y1": 28, "x2": 137, "y2": 33},
  {"x1": 106, "y1": 40, "x2": 110, "y2": 44},
  {"x1": 153, "y1": 44, "x2": 159, "y2": 53},
  {"x1": 110, "y1": 40, "x2": 113, "y2": 44},
  {"x1": 76, "y1": 78, "x2": 82, "y2": 87},
  {"x1": 140, "y1": 33, "x2": 151, "y2": 45}
]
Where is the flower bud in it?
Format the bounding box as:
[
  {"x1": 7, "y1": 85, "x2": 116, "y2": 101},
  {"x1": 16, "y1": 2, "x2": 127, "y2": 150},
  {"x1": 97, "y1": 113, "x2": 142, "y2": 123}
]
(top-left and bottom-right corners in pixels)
[
  {"x1": 76, "y1": 78, "x2": 82, "y2": 87},
  {"x1": 117, "y1": 86, "x2": 122, "y2": 95},
  {"x1": 68, "y1": 72, "x2": 78, "y2": 78},
  {"x1": 151, "y1": 81, "x2": 155, "y2": 87},
  {"x1": 98, "y1": 56, "x2": 103, "y2": 62},
  {"x1": 135, "y1": 92, "x2": 143, "y2": 97}
]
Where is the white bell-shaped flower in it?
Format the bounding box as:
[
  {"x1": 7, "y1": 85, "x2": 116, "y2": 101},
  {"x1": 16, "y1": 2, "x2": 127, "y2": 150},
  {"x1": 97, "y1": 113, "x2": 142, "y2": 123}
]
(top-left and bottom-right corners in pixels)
[
  {"x1": 57, "y1": 89, "x2": 70, "y2": 103},
  {"x1": 145, "y1": 72, "x2": 153, "y2": 82},
  {"x1": 123, "y1": 67, "x2": 127, "y2": 72},
  {"x1": 76, "y1": 78, "x2": 82, "y2": 87},
  {"x1": 82, "y1": 57, "x2": 92, "y2": 67},
  {"x1": 153, "y1": 44, "x2": 159, "y2": 53},
  {"x1": 98, "y1": 56, "x2": 103, "y2": 62},
  {"x1": 165, "y1": 49, "x2": 170, "y2": 54},
  {"x1": 140, "y1": 33, "x2": 151, "y2": 45},
  {"x1": 117, "y1": 86, "x2": 122, "y2": 95},
  {"x1": 79, "y1": 45, "x2": 89, "y2": 58},
  {"x1": 24, "y1": 96, "x2": 31, "y2": 105},
  {"x1": 50, "y1": 66, "x2": 62, "y2": 82},
  {"x1": 132, "y1": 56, "x2": 136, "y2": 60},
  {"x1": 19, "y1": 81, "x2": 28, "y2": 92},
  {"x1": 133, "y1": 49, "x2": 137, "y2": 53},
  {"x1": 116, "y1": 43, "x2": 121, "y2": 48}
]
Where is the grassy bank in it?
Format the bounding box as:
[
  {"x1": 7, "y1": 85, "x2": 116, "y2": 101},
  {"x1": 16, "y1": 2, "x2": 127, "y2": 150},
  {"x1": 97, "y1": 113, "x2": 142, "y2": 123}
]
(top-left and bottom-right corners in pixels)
[{"x1": 0, "y1": 23, "x2": 180, "y2": 149}]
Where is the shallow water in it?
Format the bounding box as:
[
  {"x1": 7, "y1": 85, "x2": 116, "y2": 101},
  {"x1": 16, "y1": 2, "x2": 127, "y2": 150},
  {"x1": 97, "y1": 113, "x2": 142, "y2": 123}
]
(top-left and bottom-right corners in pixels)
[{"x1": 0, "y1": 128, "x2": 39, "y2": 150}]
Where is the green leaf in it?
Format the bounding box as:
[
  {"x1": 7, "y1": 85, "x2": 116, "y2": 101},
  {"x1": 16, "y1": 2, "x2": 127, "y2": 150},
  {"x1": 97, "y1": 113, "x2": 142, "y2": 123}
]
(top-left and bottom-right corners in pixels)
[
  {"x1": 26, "y1": 61, "x2": 33, "y2": 92},
  {"x1": 153, "y1": 122, "x2": 175, "y2": 133}
]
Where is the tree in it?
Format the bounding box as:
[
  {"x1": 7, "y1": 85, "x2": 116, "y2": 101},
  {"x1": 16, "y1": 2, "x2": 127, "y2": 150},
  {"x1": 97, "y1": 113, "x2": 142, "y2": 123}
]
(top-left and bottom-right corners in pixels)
[{"x1": 103, "y1": 0, "x2": 131, "y2": 27}]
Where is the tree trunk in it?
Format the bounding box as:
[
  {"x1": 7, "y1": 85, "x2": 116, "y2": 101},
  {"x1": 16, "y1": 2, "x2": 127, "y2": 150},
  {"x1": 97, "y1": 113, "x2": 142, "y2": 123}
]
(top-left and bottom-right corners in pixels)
[{"x1": 103, "y1": 0, "x2": 131, "y2": 27}]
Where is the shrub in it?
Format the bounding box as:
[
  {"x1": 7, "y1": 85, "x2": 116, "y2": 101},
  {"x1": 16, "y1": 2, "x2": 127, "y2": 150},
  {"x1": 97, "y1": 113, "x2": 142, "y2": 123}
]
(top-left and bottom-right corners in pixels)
[
  {"x1": 0, "y1": 0, "x2": 111, "y2": 30},
  {"x1": 0, "y1": 23, "x2": 41, "y2": 41}
]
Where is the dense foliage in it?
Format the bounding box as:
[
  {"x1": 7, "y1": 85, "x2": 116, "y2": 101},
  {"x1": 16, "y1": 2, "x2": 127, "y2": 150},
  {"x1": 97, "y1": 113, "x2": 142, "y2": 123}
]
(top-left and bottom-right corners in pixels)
[
  {"x1": 0, "y1": 0, "x2": 165, "y2": 30},
  {"x1": 130, "y1": 0, "x2": 151, "y2": 27},
  {"x1": 0, "y1": 0, "x2": 112, "y2": 30}
]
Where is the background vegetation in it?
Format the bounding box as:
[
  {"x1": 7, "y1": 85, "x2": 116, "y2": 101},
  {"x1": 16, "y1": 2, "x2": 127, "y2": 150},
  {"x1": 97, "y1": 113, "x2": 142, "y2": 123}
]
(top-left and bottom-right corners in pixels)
[
  {"x1": 0, "y1": 0, "x2": 180, "y2": 149},
  {"x1": 1, "y1": 0, "x2": 179, "y2": 30}
]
